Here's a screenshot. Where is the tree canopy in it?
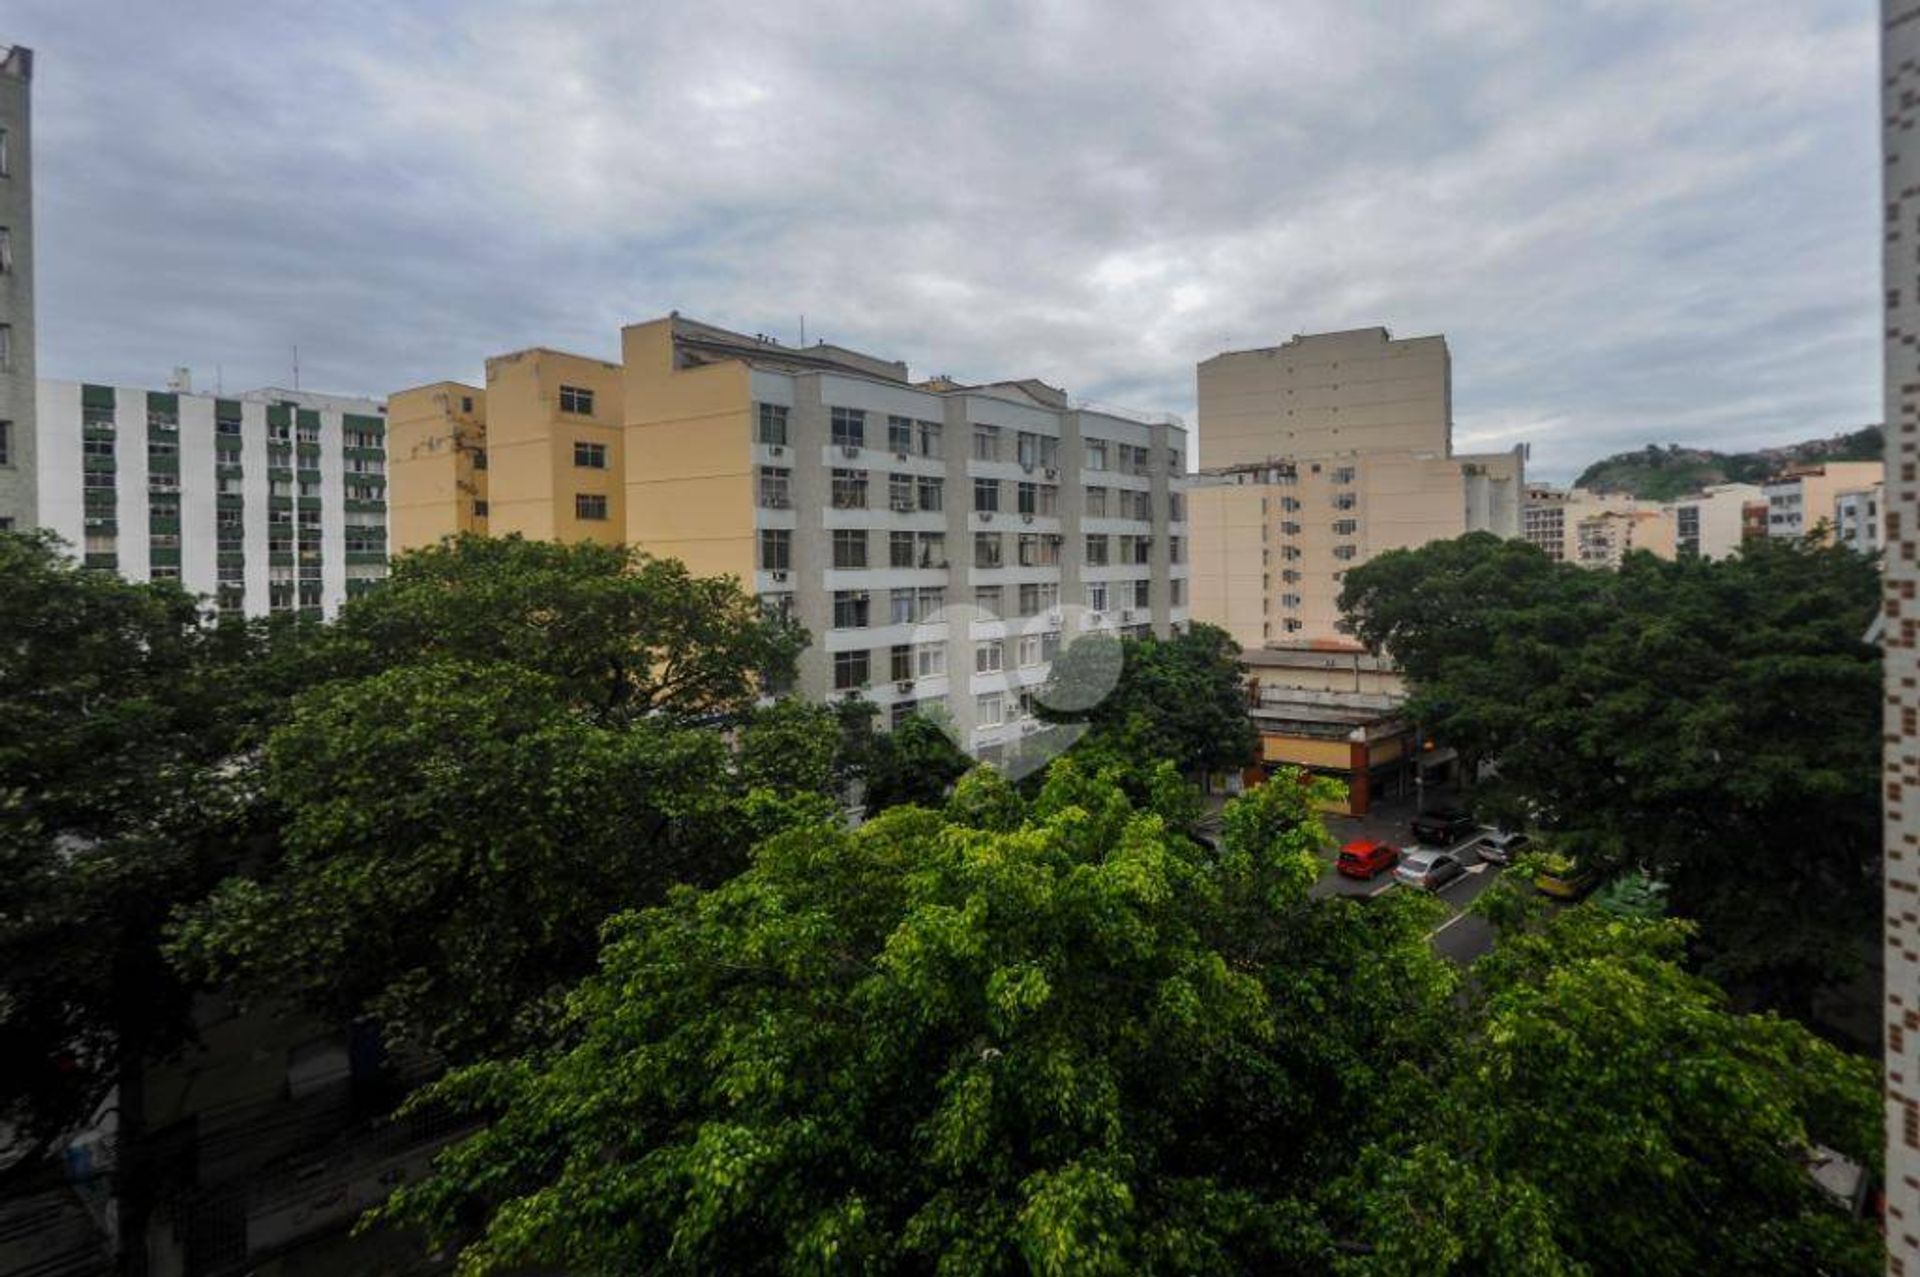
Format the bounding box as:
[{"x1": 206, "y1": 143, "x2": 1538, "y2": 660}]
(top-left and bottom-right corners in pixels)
[
  {"x1": 1039, "y1": 623, "x2": 1257, "y2": 778},
  {"x1": 1338, "y1": 533, "x2": 1881, "y2": 1016}
]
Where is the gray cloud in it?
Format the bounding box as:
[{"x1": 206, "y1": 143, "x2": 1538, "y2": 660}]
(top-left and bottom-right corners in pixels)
[{"x1": 13, "y1": 0, "x2": 1878, "y2": 479}]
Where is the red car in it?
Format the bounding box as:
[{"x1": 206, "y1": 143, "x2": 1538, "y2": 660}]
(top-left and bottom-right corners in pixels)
[{"x1": 1337, "y1": 839, "x2": 1400, "y2": 880}]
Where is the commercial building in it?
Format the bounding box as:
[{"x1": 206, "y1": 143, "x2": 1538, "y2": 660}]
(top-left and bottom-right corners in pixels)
[
  {"x1": 34, "y1": 380, "x2": 388, "y2": 617},
  {"x1": 0, "y1": 45, "x2": 34, "y2": 531},
  {"x1": 1187, "y1": 328, "x2": 1524, "y2": 650},
  {"x1": 395, "y1": 314, "x2": 1190, "y2": 759},
  {"x1": 1763, "y1": 460, "x2": 1885, "y2": 541},
  {"x1": 1881, "y1": 4, "x2": 1920, "y2": 1267},
  {"x1": 388, "y1": 348, "x2": 625, "y2": 553}
]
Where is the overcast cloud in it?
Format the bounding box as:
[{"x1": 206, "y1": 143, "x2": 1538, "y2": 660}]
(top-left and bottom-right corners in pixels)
[{"x1": 11, "y1": 0, "x2": 1879, "y2": 479}]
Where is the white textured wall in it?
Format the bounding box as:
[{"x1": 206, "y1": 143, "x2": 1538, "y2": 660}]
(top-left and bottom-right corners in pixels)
[{"x1": 178, "y1": 394, "x2": 216, "y2": 602}]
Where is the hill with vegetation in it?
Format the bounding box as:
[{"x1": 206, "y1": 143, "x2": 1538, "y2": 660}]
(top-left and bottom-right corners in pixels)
[{"x1": 1571, "y1": 425, "x2": 1882, "y2": 501}]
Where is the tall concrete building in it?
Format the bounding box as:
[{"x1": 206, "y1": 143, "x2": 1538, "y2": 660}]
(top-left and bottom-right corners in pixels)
[
  {"x1": 395, "y1": 315, "x2": 1190, "y2": 761},
  {"x1": 1669, "y1": 482, "x2": 1765, "y2": 559},
  {"x1": 1187, "y1": 328, "x2": 1523, "y2": 649},
  {"x1": 1522, "y1": 484, "x2": 1639, "y2": 563},
  {"x1": 1835, "y1": 481, "x2": 1886, "y2": 555},
  {"x1": 0, "y1": 45, "x2": 34, "y2": 531},
  {"x1": 35, "y1": 381, "x2": 388, "y2": 617},
  {"x1": 1764, "y1": 460, "x2": 1885, "y2": 541},
  {"x1": 1883, "y1": 5, "x2": 1920, "y2": 1270}
]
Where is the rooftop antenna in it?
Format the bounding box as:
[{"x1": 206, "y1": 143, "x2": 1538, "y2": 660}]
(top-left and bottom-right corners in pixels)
[{"x1": 292, "y1": 345, "x2": 300, "y2": 392}]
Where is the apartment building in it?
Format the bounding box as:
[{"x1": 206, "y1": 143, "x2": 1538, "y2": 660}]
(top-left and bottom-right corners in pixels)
[
  {"x1": 1834, "y1": 482, "x2": 1885, "y2": 554},
  {"x1": 1763, "y1": 460, "x2": 1884, "y2": 541},
  {"x1": 35, "y1": 380, "x2": 388, "y2": 617},
  {"x1": 1521, "y1": 484, "x2": 1637, "y2": 562},
  {"x1": 621, "y1": 315, "x2": 1187, "y2": 759},
  {"x1": 0, "y1": 45, "x2": 34, "y2": 530},
  {"x1": 1668, "y1": 482, "x2": 1764, "y2": 559},
  {"x1": 1576, "y1": 507, "x2": 1674, "y2": 570},
  {"x1": 388, "y1": 348, "x2": 624, "y2": 553},
  {"x1": 394, "y1": 315, "x2": 1189, "y2": 760},
  {"x1": 1884, "y1": 6, "x2": 1920, "y2": 1266},
  {"x1": 1187, "y1": 328, "x2": 1523, "y2": 650}
]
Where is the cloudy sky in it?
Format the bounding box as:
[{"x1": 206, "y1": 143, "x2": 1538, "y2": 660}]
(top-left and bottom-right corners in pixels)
[{"x1": 11, "y1": 0, "x2": 1879, "y2": 479}]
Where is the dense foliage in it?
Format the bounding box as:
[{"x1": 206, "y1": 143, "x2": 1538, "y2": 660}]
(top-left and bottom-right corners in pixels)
[
  {"x1": 1572, "y1": 428, "x2": 1883, "y2": 500},
  {"x1": 1039, "y1": 622, "x2": 1256, "y2": 778},
  {"x1": 1339, "y1": 532, "x2": 1882, "y2": 1014}
]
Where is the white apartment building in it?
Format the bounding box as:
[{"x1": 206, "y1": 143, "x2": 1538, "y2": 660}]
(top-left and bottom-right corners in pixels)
[
  {"x1": 1834, "y1": 483, "x2": 1885, "y2": 554},
  {"x1": 0, "y1": 45, "x2": 34, "y2": 531},
  {"x1": 616, "y1": 315, "x2": 1189, "y2": 763},
  {"x1": 35, "y1": 379, "x2": 388, "y2": 617},
  {"x1": 1668, "y1": 483, "x2": 1763, "y2": 560}
]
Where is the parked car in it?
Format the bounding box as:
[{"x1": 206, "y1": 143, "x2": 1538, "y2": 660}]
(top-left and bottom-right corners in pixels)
[
  {"x1": 1472, "y1": 829, "x2": 1531, "y2": 865},
  {"x1": 1336, "y1": 839, "x2": 1401, "y2": 880},
  {"x1": 1534, "y1": 852, "x2": 1598, "y2": 900},
  {"x1": 1393, "y1": 848, "x2": 1466, "y2": 891},
  {"x1": 1411, "y1": 807, "x2": 1477, "y2": 846}
]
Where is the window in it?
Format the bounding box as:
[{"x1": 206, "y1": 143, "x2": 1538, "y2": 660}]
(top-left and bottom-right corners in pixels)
[
  {"x1": 1018, "y1": 582, "x2": 1059, "y2": 616},
  {"x1": 574, "y1": 441, "x2": 608, "y2": 469},
  {"x1": 976, "y1": 693, "x2": 1005, "y2": 727},
  {"x1": 891, "y1": 588, "x2": 918, "y2": 626},
  {"x1": 1332, "y1": 492, "x2": 1356, "y2": 511},
  {"x1": 0, "y1": 227, "x2": 10, "y2": 274},
  {"x1": 831, "y1": 468, "x2": 868, "y2": 509},
  {"x1": 759, "y1": 466, "x2": 792, "y2": 508},
  {"x1": 832, "y1": 528, "x2": 869, "y2": 569},
  {"x1": 890, "y1": 530, "x2": 916, "y2": 568},
  {"x1": 1169, "y1": 493, "x2": 1185, "y2": 522},
  {"x1": 1132, "y1": 578, "x2": 1151, "y2": 607},
  {"x1": 976, "y1": 640, "x2": 1005, "y2": 674},
  {"x1": 918, "y1": 585, "x2": 946, "y2": 617},
  {"x1": 1017, "y1": 634, "x2": 1042, "y2": 667},
  {"x1": 1169, "y1": 536, "x2": 1184, "y2": 564},
  {"x1": 1332, "y1": 466, "x2": 1355, "y2": 484},
  {"x1": 902, "y1": 474, "x2": 937, "y2": 512},
  {"x1": 575, "y1": 493, "x2": 609, "y2": 521},
  {"x1": 760, "y1": 528, "x2": 792, "y2": 571},
  {"x1": 833, "y1": 590, "x2": 871, "y2": 629},
  {"x1": 831, "y1": 407, "x2": 866, "y2": 449},
  {"x1": 1084, "y1": 439, "x2": 1108, "y2": 471},
  {"x1": 973, "y1": 425, "x2": 1001, "y2": 462},
  {"x1": 889, "y1": 472, "x2": 915, "y2": 512},
  {"x1": 0, "y1": 323, "x2": 11, "y2": 370},
  {"x1": 1017, "y1": 482, "x2": 1037, "y2": 516},
  {"x1": 1333, "y1": 519, "x2": 1358, "y2": 536},
  {"x1": 888, "y1": 415, "x2": 914, "y2": 453},
  {"x1": 918, "y1": 532, "x2": 947, "y2": 568},
  {"x1": 1086, "y1": 485, "x2": 1107, "y2": 517},
  {"x1": 559, "y1": 385, "x2": 594, "y2": 415},
  {"x1": 1018, "y1": 533, "x2": 1062, "y2": 567},
  {"x1": 757, "y1": 403, "x2": 789, "y2": 446},
  {"x1": 917, "y1": 420, "x2": 943, "y2": 457},
  {"x1": 0, "y1": 127, "x2": 9, "y2": 178},
  {"x1": 216, "y1": 411, "x2": 242, "y2": 437},
  {"x1": 917, "y1": 643, "x2": 946, "y2": 677},
  {"x1": 891, "y1": 643, "x2": 914, "y2": 681},
  {"x1": 974, "y1": 531, "x2": 1003, "y2": 568},
  {"x1": 834, "y1": 649, "x2": 871, "y2": 691},
  {"x1": 1333, "y1": 544, "x2": 1359, "y2": 561},
  {"x1": 461, "y1": 395, "x2": 475, "y2": 414},
  {"x1": 0, "y1": 420, "x2": 9, "y2": 466},
  {"x1": 973, "y1": 477, "x2": 999, "y2": 512},
  {"x1": 1088, "y1": 582, "x2": 1110, "y2": 611},
  {"x1": 1085, "y1": 534, "x2": 1110, "y2": 566},
  {"x1": 1042, "y1": 630, "x2": 1062, "y2": 662}
]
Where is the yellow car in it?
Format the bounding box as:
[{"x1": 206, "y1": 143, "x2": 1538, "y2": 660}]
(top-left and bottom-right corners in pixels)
[{"x1": 1534, "y1": 852, "x2": 1598, "y2": 900}]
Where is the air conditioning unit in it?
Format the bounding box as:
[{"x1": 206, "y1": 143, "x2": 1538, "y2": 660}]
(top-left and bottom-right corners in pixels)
[
  {"x1": 1021, "y1": 461, "x2": 1035, "y2": 473},
  {"x1": 769, "y1": 444, "x2": 785, "y2": 456},
  {"x1": 771, "y1": 570, "x2": 789, "y2": 582},
  {"x1": 891, "y1": 499, "x2": 915, "y2": 513},
  {"x1": 765, "y1": 495, "x2": 791, "y2": 509},
  {"x1": 1046, "y1": 610, "x2": 1061, "y2": 624},
  {"x1": 1043, "y1": 467, "x2": 1058, "y2": 479},
  {"x1": 896, "y1": 679, "x2": 914, "y2": 694},
  {"x1": 1022, "y1": 513, "x2": 1035, "y2": 524},
  {"x1": 980, "y1": 511, "x2": 994, "y2": 522},
  {"x1": 840, "y1": 444, "x2": 861, "y2": 458},
  {"x1": 895, "y1": 451, "x2": 910, "y2": 461}
]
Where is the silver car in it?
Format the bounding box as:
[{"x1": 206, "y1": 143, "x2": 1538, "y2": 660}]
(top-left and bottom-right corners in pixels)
[
  {"x1": 1393, "y1": 849, "x2": 1466, "y2": 891},
  {"x1": 1473, "y1": 829, "x2": 1531, "y2": 865}
]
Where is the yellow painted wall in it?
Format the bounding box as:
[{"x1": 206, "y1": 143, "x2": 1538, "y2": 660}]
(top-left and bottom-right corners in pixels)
[
  {"x1": 1260, "y1": 734, "x2": 1354, "y2": 769},
  {"x1": 484, "y1": 349, "x2": 626, "y2": 545},
  {"x1": 387, "y1": 381, "x2": 486, "y2": 553},
  {"x1": 620, "y1": 318, "x2": 756, "y2": 583},
  {"x1": 1188, "y1": 482, "x2": 1268, "y2": 650}
]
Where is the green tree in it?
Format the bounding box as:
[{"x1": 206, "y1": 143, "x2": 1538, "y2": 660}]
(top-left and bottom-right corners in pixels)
[
  {"x1": 1039, "y1": 623, "x2": 1257, "y2": 777},
  {"x1": 374, "y1": 763, "x2": 1455, "y2": 1273},
  {"x1": 327, "y1": 534, "x2": 806, "y2": 724},
  {"x1": 863, "y1": 712, "x2": 974, "y2": 811},
  {"x1": 168, "y1": 661, "x2": 824, "y2": 1062},
  {"x1": 0, "y1": 533, "x2": 313, "y2": 1161},
  {"x1": 1339, "y1": 533, "x2": 1880, "y2": 1016},
  {"x1": 1342, "y1": 903, "x2": 1884, "y2": 1275}
]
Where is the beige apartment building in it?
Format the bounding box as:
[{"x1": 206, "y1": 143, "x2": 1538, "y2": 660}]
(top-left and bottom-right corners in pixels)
[
  {"x1": 1188, "y1": 328, "x2": 1524, "y2": 650},
  {"x1": 387, "y1": 348, "x2": 624, "y2": 553},
  {"x1": 1522, "y1": 484, "x2": 1638, "y2": 562},
  {"x1": 1575, "y1": 507, "x2": 1674, "y2": 569},
  {"x1": 1763, "y1": 460, "x2": 1885, "y2": 542},
  {"x1": 394, "y1": 314, "x2": 1190, "y2": 760},
  {"x1": 1668, "y1": 482, "x2": 1764, "y2": 559}
]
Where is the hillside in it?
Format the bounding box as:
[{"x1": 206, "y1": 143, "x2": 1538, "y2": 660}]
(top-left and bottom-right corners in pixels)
[{"x1": 1571, "y1": 426, "x2": 1883, "y2": 501}]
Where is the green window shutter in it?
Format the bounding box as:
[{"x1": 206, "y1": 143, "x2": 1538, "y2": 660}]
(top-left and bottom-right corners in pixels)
[
  {"x1": 146, "y1": 392, "x2": 179, "y2": 414},
  {"x1": 81, "y1": 384, "x2": 117, "y2": 409}
]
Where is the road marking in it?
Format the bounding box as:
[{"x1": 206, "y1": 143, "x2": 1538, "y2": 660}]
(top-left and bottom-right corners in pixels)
[{"x1": 1429, "y1": 911, "x2": 1474, "y2": 940}]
